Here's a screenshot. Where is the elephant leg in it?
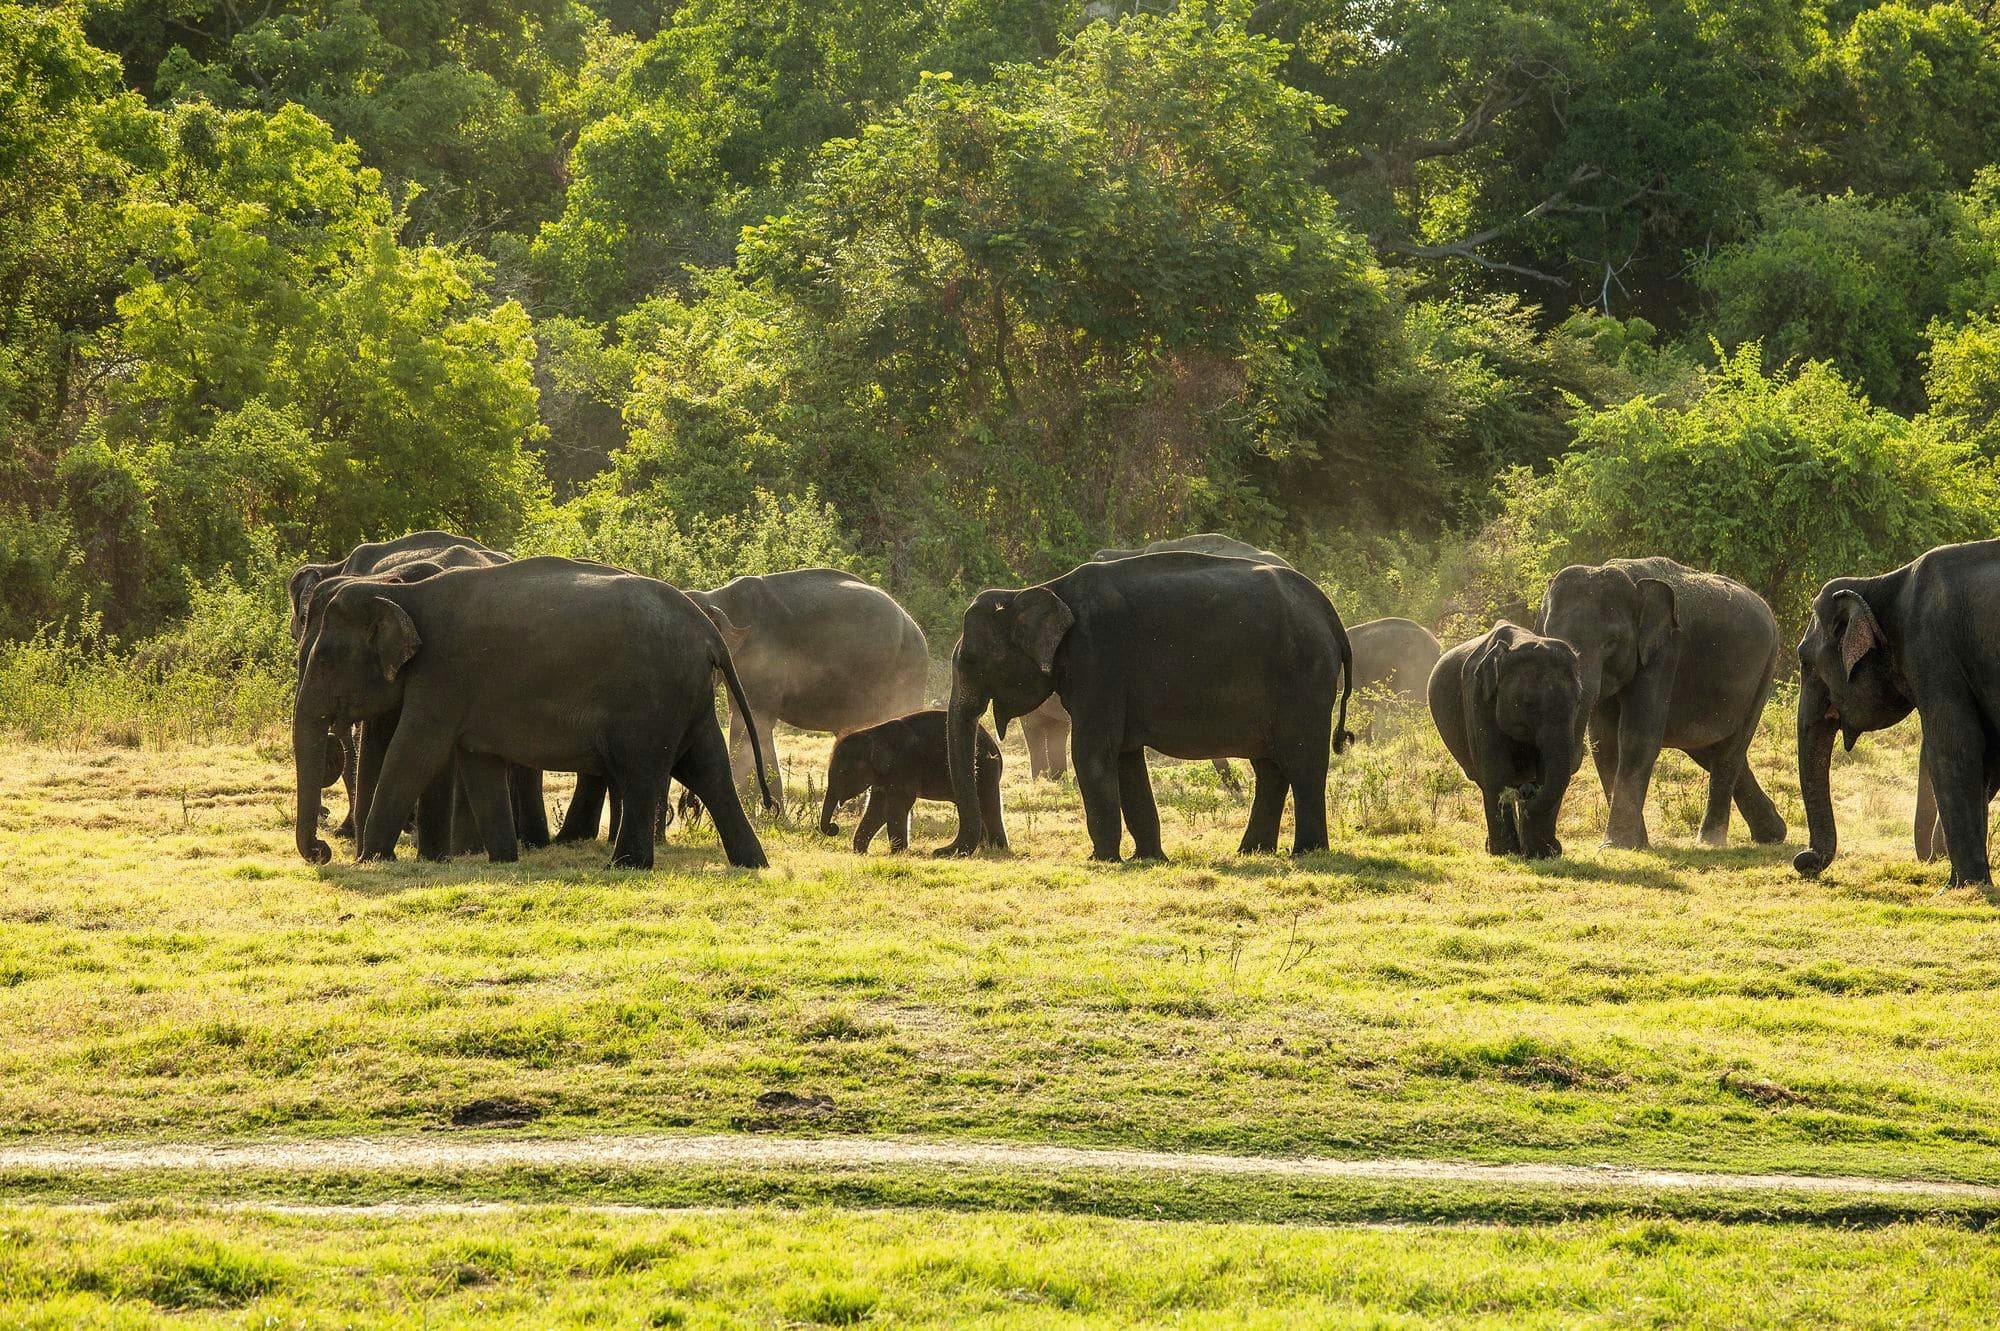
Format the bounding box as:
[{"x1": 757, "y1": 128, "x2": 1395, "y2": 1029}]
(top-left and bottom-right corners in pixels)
[
  {"x1": 355, "y1": 718, "x2": 394, "y2": 848},
  {"x1": 334, "y1": 725, "x2": 360, "y2": 838},
  {"x1": 978, "y1": 755, "x2": 1008, "y2": 851},
  {"x1": 1914, "y1": 748, "x2": 1941, "y2": 863},
  {"x1": 605, "y1": 756, "x2": 663, "y2": 870},
  {"x1": 556, "y1": 773, "x2": 609, "y2": 843},
  {"x1": 1212, "y1": 758, "x2": 1243, "y2": 797},
  {"x1": 1073, "y1": 735, "x2": 1126, "y2": 863},
  {"x1": 1239, "y1": 759, "x2": 1286, "y2": 855},
  {"x1": 1022, "y1": 720, "x2": 1047, "y2": 779},
  {"x1": 1604, "y1": 693, "x2": 1668, "y2": 850},
  {"x1": 361, "y1": 721, "x2": 456, "y2": 863},
  {"x1": 1118, "y1": 750, "x2": 1164, "y2": 861},
  {"x1": 1687, "y1": 743, "x2": 1739, "y2": 848},
  {"x1": 1481, "y1": 785, "x2": 1521, "y2": 857},
  {"x1": 885, "y1": 792, "x2": 917, "y2": 854},
  {"x1": 1917, "y1": 696, "x2": 1993, "y2": 886},
  {"x1": 446, "y1": 764, "x2": 482, "y2": 857},
  {"x1": 852, "y1": 790, "x2": 890, "y2": 853},
  {"x1": 1731, "y1": 758, "x2": 1787, "y2": 845},
  {"x1": 673, "y1": 719, "x2": 769, "y2": 870},
  {"x1": 510, "y1": 766, "x2": 550, "y2": 849},
  {"x1": 1287, "y1": 745, "x2": 1330, "y2": 857},
  {"x1": 1587, "y1": 703, "x2": 1619, "y2": 811},
  {"x1": 457, "y1": 750, "x2": 519, "y2": 864}
]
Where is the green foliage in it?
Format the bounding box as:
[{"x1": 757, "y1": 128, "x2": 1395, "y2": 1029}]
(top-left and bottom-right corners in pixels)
[
  {"x1": 609, "y1": 6, "x2": 1393, "y2": 589},
  {"x1": 1501, "y1": 345, "x2": 2000, "y2": 629},
  {"x1": 1924, "y1": 313, "x2": 2000, "y2": 455},
  {"x1": 526, "y1": 487, "x2": 867, "y2": 592}
]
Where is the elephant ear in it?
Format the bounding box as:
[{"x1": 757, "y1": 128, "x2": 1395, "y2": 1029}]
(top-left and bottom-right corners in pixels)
[
  {"x1": 1469, "y1": 632, "x2": 1507, "y2": 704},
  {"x1": 1635, "y1": 578, "x2": 1680, "y2": 666},
  {"x1": 288, "y1": 567, "x2": 324, "y2": 639},
  {"x1": 1011, "y1": 587, "x2": 1075, "y2": 676},
  {"x1": 367, "y1": 597, "x2": 421, "y2": 682},
  {"x1": 1831, "y1": 588, "x2": 1884, "y2": 678}
]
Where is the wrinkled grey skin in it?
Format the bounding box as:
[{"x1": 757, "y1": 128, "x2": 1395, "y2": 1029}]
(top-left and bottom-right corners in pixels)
[
  {"x1": 1429, "y1": 624, "x2": 1587, "y2": 858},
  {"x1": 941, "y1": 553, "x2": 1352, "y2": 862},
  {"x1": 294, "y1": 558, "x2": 773, "y2": 870},
  {"x1": 557, "y1": 567, "x2": 928, "y2": 838},
  {"x1": 290, "y1": 534, "x2": 548, "y2": 850},
  {"x1": 1539, "y1": 558, "x2": 1787, "y2": 849},
  {"x1": 1795, "y1": 540, "x2": 2000, "y2": 888},
  {"x1": 820, "y1": 709, "x2": 1004, "y2": 854},
  {"x1": 1092, "y1": 533, "x2": 1293, "y2": 568}
]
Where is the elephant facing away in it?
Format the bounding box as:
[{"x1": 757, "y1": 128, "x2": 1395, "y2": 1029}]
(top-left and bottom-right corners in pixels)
[
  {"x1": 293, "y1": 557, "x2": 773, "y2": 870},
  {"x1": 1020, "y1": 695, "x2": 1073, "y2": 779},
  {"x1": 1795, "y1": 540, "x2": 2000, "y2": 888},
  {"x1": 1539, "y1": 557, "x2": 1787, "y2": 849},
  {"x1": 1430, "y1": 624, "x2": 1587, "y2": 858},
  {"x1": 940, "y1": 552, "x2": 1353, "y2": 861}
]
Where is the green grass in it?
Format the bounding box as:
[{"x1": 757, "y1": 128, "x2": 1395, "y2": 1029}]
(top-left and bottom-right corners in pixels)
[
  {"x1": 5, "y1": 1202, "x2": 2000, "y2": 1328},
  {"x1": 1, "y1": 704, "x2": 1991, "y2": 1187}
]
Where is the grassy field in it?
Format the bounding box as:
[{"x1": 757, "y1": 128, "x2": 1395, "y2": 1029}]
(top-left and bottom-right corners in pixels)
[
  {"x1": 6, "y1": 1202, "x2": 2000, "y2": 1328},
  {"x1": 3, "y1": 698, "x2": 1996, "y2": 1323}
]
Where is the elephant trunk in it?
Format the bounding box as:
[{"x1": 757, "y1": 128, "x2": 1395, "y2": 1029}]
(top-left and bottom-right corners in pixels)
[
  {"x1": 1515, "y1": 721, "x2": 1576, "y2": 857},
  {"x1": 1794, "y1": 676, "x2": 1839, "y2": 877},
  {"x1": 819, "y1": 784, "x2": 841, "y2": 837},
  {"x1": 940, "y1": 661, "x2": 989, "y2": 854},
  {"x1": 293, "y1": 708, "x2": 333, "y2": 865}
]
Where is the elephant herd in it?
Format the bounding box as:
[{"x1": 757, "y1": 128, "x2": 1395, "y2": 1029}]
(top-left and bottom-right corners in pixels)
[{"x1": 289, "y1": 529, "x2": 2000, "y2": 889}]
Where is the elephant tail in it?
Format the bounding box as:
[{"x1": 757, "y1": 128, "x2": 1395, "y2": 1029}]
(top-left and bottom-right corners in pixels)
[
  {"x1": 1331, "y1": 608, "x2": 1355, "y2": 755},
  {"x1": 713, "y1": 637, "x2": 777, "y2": 814}
]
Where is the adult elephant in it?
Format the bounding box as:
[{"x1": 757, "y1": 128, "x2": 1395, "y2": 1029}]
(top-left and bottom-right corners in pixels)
[
  {"x1": 290, "y1": 534, "x2": 548, "y2": 849},
  {"x1": 1795, "y1": 540, "x2": 2000, "y2": 888},
  {"x1": 938, "y1": 553, "x2": 1353, "y2": 861},
  {"x1": 1016, "y1": 614, "x2": 1436, "y2": 781},
  {"x1": 1539, "y1": 558, "x2": 1787, "y2": 849},
  {"x1": 1429, "y1": 624, "x2": 1586, "y2": 858},
  {"x1": 552, "y1": 567, "x2": 928, "y2": 840},
  {"x1": 294, "y1": 557, "x2": 773, "y2": 870}
]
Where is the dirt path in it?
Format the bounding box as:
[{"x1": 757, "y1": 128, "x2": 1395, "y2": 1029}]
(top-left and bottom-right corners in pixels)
[{"x1": 3, "y1": 1134, "x2": 1995, "y2": 1200}]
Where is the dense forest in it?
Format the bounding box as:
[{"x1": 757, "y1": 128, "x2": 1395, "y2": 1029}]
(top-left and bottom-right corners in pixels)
[{"x1": 4, "y1": 0, "x2": 1999, "y2": 658}]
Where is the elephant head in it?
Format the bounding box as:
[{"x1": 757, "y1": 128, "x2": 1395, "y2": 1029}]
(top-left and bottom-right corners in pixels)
[
  {"x1": 819, "y1": 736, "x2": 876, "y2": 837},
  {"x1": 1793, "y1": 581, "x2": 1912, "y2": 877},
  {"x1": 292, "y1": 586, "x2": 422, "y2": 863},
  {"x1": 1538, "y1": 564, "x2": 1679, "y2": 730},
  {"x1": 940, "y1": 586, "x2": 1071, "y2": 852},
  {"x1": 1469, "y1": 625, "x2": 1586, "y2": 858}
]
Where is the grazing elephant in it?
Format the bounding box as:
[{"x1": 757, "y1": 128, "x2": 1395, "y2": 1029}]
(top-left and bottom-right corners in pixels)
[
  {"x1": 1795, "y1": 540, "x2": 2000, "y2": 888},
  {"x1": 290, "y1": 533, "x2": 548, "y2": 849},
  {"x1": 1430, "y1": 624, "x2": 1587, "y2": 858},
  {"x1": 1539, "y1": 558, "x2": 1787, "y2": 849},
  {"x1": 1019, "y1": 695, "x2": 1072, "y2": 779},
  {"x1": 820, "y1": 710, "x2": 1004, "y2": 853},
  {"x1": 939, "y1": 553, "x2": 1353, "y2": 861},
  {"x1": 1092, "y1": 533, "x2": 1293, "y2": 568},
  {"x1": 293, "y1": 557, "x2": 773, "y2": 870}
]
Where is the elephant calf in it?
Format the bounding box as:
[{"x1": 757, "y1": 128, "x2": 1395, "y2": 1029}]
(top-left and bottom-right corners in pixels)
[
  {"x1": 1430, "y1": 624, "x2": 1587, "y2": 858},
  {"x1": 821, "y1": 710, "x2": 1005, "y2": 854}
]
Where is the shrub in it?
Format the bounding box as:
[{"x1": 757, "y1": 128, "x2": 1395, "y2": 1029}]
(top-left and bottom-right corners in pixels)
[{"x1": 1498, "y1": 345, "x2": 1999, "y2": 631}]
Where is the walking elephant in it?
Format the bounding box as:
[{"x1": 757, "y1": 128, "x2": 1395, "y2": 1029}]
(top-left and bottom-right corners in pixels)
[
  {"x1": 1539, "y1": 558, "x2": 1787, "y2": 849},
  {"x1": 1795, "y1": 540, "x2": 2000, "y2": 888},
  {"x1": 293, "y1": 557, "x2": 773, "y2": 870},
  {"x1": 938, "y1": 553, "x2": 1353, "y2": 861},
  {"x1": 820, "y1": 709, "x2": 1004, "y2": 854},
  {"x1": 1430, "y1": 624, "x2": 1586, "y2": 858}
]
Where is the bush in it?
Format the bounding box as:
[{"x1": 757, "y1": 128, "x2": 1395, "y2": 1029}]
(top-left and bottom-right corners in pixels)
[
  {"x1": 526, "y1": 487, "x2": 871, "y2": 592},
  {"x1": 1497, "y1": 345, "x2": 2000, "y2": 631}
]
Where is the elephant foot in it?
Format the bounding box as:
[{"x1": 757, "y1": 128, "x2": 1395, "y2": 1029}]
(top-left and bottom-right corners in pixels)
[
  {"x1": 1522, "y1": 839, "x2": 1563, "y2": 860},
  {"x1": 1601, "y1": 833, "x2": 1649, "y2": 851},
  {"x1": 1793, "y1": 849, "x2": 1833, "y2": 878},
  {"x1": 1750, "y1": 821, "x2": 1788, "y2": 846},
  {"x1": 1698, "y1": 826, "x2": 1730, "y2": 849},
  {"x1": 1130, "y1": 848, "x2": 1168, "y2": 864},
  {"x1": 932, "y1": 840, "x2": 980, "y2": 859},
  {"x1": 332, "y1": 817, "x2": 355, "y2": 840}
]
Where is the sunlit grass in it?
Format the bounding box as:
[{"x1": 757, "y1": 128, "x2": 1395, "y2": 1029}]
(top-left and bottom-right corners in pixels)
[{"x1": 0, "y1": 702, "x2": 1991, "y2": 1187}]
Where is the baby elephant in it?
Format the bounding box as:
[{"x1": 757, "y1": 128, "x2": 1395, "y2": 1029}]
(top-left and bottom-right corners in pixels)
[
  {"x1": 1429, "y1": 624, "x2": 1586, "y2": 858},
  {"x1": 821, "y1": 710, "x2": 1006, "y2": 853}
]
